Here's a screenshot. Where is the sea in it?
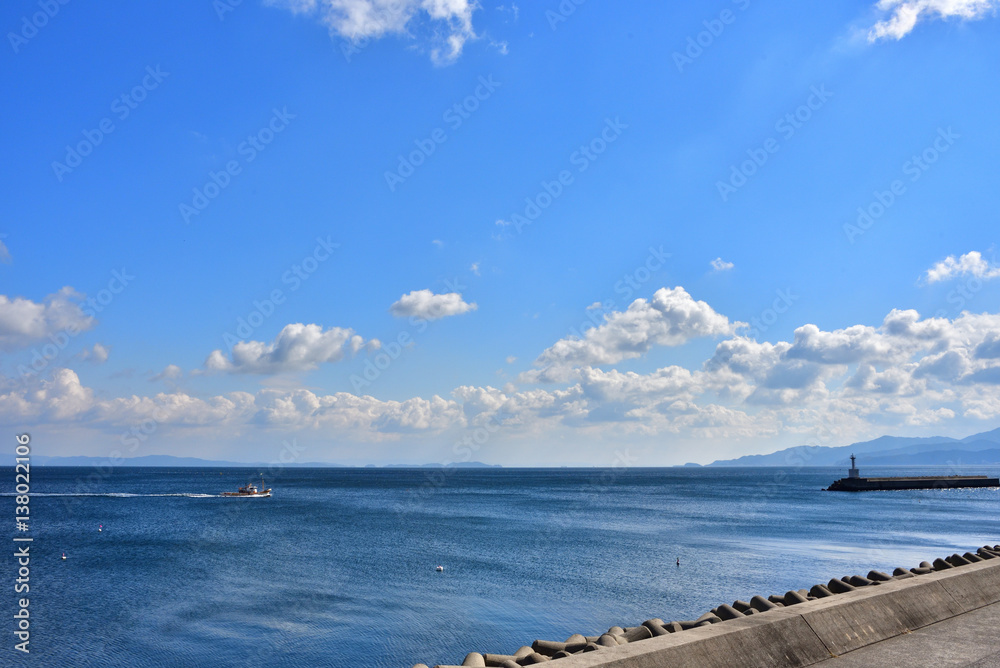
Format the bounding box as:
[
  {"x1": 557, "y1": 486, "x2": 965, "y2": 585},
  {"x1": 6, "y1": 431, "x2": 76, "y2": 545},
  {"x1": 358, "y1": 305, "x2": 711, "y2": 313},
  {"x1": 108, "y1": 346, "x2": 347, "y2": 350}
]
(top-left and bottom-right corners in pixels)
[{"x1": 2, "y1": 465, "x2": 999, "y2": 667}]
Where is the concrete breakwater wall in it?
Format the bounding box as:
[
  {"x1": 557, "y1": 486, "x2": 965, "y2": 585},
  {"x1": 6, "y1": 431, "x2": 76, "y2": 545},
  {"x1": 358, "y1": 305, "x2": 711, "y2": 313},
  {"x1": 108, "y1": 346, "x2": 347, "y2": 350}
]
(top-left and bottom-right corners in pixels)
[{"x1": 411, "y1": 544, "x2": 1000, "y2": 668}]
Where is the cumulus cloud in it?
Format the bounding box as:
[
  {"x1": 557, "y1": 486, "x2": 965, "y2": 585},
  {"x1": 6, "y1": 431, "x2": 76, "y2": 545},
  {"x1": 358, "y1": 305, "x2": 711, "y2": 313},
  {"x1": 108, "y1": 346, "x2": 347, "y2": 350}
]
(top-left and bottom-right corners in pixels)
[
  {"x1": 576, "y1": 366, "x2": 702, "y2": 416},
  {"x1": 24, "y1": 368, "x2": 95, "y2": 421},
  {"x1": 0, "y1": 368, "x2": 467, "y2": 441},
  {"x1": 923, "y1": 250, "x2": 1000, "y2": 284},
  {"x1": 704, "y1": 337, "x2": 832, "y2": 406},
  {"x1": 529, "y1": 287, "x2": 741, "y2": 379},
  {"x1": 10, "y1": 298, "x2": 1000, "y2": 460},
  {"x1": 786, "y1": 322, "x2": 896, "y2": 365},
  {"x1": 0, "y1": 287, "x2": 96, "y2": 351},
  {"x1": 519, "y1": 304, "x2": 1000, "y2": 433},
  {"x1": 847, "y1": 362, "x2": 922, "y2": 395},
  {"x1": 269, "y1": 0, "x2": 479, "y2": 64},
  {"x1": 868, "y1": 0, "x2": 999, "y2": 42},
  {"x1": 5, "y1": 367, "x2": 748, "y2": 445},
  {"x1": 8, "y1": 303, "x2": 1000, "y2": 454},
  {"x1": 389, "y1": 290, "x2": 477, "y2": 320},
  {"x1": 710, "y1": 309, "x2": 1000, "y2": 412},
  {"x1": 204, "y1": 323, "x2": 377, "y2": 374},
  {"x1": 710, "y1": 257, "x2": 734, "y2": 272},
  {"x1": 0, "y1": 368, "x2": 255, "y2": 427},
  {"x1": 78, "y1": 343, "x2": 110, "y2": 364},
  {"x1": 975, "y1": 332, "x2": 1000, "y2": 359}
]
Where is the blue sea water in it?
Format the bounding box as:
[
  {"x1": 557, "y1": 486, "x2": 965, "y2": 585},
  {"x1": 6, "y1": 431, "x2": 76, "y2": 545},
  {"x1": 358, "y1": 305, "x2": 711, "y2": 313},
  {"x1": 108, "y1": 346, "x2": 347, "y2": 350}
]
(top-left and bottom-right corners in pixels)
[{"x1": 2, "y1": 465, "x2": 999, "y2": 667}]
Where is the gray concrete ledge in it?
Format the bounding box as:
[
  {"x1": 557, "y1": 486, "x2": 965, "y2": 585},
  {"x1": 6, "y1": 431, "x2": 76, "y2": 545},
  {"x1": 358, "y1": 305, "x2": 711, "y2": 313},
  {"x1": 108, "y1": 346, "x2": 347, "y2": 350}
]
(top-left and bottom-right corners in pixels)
[
  {"x1": 546, "y1": 556, "x2": 1000, "y2": 668},
  {"x1": 812, "y1": 600, "x2": 1000, "y2": 667}
]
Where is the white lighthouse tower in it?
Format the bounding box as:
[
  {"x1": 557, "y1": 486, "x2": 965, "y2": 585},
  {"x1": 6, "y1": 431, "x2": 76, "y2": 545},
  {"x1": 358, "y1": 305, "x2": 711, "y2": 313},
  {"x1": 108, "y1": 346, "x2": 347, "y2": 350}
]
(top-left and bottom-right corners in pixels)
[{"x1": 848, "y1": 454, "x2": 860, "y2": 479}]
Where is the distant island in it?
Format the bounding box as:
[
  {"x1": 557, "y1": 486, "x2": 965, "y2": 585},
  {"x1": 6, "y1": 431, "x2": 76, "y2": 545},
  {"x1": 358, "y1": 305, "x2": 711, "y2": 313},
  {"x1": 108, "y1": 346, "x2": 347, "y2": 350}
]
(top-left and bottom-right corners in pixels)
[
  {"x1": 377, "y1": 462, "x2": 502, "y2": 469},
  {"x1": 704, "y1": 427, "x2": 1000, "y2": 467}
]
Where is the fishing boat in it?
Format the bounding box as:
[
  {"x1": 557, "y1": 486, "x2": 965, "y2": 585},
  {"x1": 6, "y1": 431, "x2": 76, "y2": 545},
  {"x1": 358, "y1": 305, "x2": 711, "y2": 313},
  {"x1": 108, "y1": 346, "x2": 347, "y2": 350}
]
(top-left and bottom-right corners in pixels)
[{"x1": 221, "y1": 474, "x2": 272, "y2": 497}]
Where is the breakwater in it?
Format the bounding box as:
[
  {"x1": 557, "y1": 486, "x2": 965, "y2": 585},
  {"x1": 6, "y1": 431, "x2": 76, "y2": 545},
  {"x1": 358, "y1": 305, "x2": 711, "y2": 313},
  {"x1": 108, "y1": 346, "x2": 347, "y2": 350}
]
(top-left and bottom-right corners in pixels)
[
  {"x1": 827, "y1": 474, "x2": 1000, "y2": 491},
  {"x1": 411, "y1": 543, "x2": 1000, "y2": 668}
]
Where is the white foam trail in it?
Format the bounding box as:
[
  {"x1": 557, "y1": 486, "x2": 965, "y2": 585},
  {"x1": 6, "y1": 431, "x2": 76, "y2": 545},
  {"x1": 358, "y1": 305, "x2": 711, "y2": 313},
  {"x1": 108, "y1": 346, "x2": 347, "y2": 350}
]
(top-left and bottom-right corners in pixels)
[{"x1": 0, "y1": 492, "x2": 219, "y2": 498}]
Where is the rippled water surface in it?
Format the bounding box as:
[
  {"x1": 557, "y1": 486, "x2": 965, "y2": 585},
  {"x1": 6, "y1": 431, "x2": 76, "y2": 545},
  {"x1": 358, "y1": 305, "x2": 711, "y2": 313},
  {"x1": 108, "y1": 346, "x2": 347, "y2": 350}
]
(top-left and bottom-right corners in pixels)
[{"x1": 3, "y1": 465, "x2": 998, "y2": 667}]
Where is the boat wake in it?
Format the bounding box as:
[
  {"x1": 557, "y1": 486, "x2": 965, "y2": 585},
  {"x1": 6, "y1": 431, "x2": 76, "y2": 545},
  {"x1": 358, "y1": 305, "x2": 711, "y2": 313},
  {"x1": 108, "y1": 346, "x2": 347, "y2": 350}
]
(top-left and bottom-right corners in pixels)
[{"x1": 0, "y1": 492, "x2": 218, "y2": 498}]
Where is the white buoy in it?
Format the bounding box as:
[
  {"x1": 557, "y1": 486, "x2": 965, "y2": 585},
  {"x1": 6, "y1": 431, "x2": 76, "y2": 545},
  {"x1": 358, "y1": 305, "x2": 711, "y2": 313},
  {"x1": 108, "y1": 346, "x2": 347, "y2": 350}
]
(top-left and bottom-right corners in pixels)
[
  {"x1": 436, "y1": 565, "x2": 444, "y2": 572},
  {"x1": 61, "y1": 553, "x2": 67, "y2": 561},
  {"x1": 98, "y1": 525, "x2": 102, "y2": 532}
]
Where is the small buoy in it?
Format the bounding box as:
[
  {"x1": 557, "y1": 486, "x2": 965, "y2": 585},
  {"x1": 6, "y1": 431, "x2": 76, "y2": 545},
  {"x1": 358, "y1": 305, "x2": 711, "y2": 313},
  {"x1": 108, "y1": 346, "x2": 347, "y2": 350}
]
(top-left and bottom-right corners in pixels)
[
  {"x1": 99, "y1": 525, "x2": 103, "y2": 532},
  {"x1": 62, "y1": 553, "x2": 67, "y2": 560},
  {"x1": 436, "y1": 565, "x2": 444, "y2": 572}
]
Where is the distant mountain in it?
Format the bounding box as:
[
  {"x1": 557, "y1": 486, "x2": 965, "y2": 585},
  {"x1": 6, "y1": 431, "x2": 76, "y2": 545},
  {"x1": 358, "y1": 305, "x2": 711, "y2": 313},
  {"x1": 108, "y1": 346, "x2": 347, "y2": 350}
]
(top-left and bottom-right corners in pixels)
[
  {"x1": 707, "y1": 427, "x2": 1000, "y2": 467},
  {"x1": 962, "y1": 427, "x2": 1000, "y2": 443},
  {"x1": 861, "y1": 448, "x2": 1000, "y2": 467}
]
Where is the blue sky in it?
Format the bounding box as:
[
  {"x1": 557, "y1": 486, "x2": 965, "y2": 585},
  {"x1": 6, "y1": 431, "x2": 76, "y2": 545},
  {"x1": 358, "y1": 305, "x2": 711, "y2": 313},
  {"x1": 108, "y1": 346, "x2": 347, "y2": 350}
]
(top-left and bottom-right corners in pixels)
[{"x1": 2, "y1": 0, "x2": 1000, "y2": 466}]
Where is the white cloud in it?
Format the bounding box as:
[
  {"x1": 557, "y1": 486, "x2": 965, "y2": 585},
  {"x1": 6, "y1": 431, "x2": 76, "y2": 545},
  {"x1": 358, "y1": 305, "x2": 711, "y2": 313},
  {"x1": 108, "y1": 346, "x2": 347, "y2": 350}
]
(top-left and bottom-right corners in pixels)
[
  {"x1": 786, "y1": 322, "x2": 897, "y2": 364},
  {"x1": 577, "y1": 365, "x2": 701, "y2": 407},
  {"x1": 10, "y1": 289, "x2": 1000, "y2": 462},
  {"x1": 710, "y1": 308, "x2": 1000, "y2": 407},
  {"x1": 78, "y1": 343, "x2": 110, "y2": 364},
  {"x1": 923, "y1": 250, "x2": 1000, "y2": 283},
  {"x1": 0, "y1": 368, "x2": 465, "y2": 440},
  {"x1": 204, "y1": 323, "x2": 377, "y2": 374},
  {"x1": 8, "y1": 302, "x2": 1000, "y2": 458},
  {"x1": 495, "y1": 3, "x2": 519, "y2": 21},
  {"x1": 506, "y1": 355, "x2": 517, "y2": 364},
  {"x1": 470, "y1": 261, "x2": 481, "y2": 276},
  {"x1": 151, "y1": 364, "x2": 183, "y2": 382},
  {"x1": 0, "y1": 238, "x2": 11, "y2": 264},
  {"x1": 21, "y1": 368, "x2": 95, "y2": 421},
  {"x1": 0, "y1": 287, "x2": 96, "y2": 351},
  {"x1": 975, "y1": 332, "x2": 1000, "y2": 359},
  {"x1": 868, "y1": 0, "x2": 999, "y2": 41},
  {"x1": 270, "y1": 0, "x2": 479, "y2": 64},
  {"x1": 516, "y1": 303, "x2": 1000, "y2": 435},
  {"x1": 710, "y1": 257, "x2": 734, "y2": 272},
  {"x1": 530, "y1": 287, "x2": 742, "y2": 378},
  {"x1": 389, "y1": 289, "x2": 477, "y2": 320},
  {"x1": 0, "y1": 368, "x2": 255, "y2": 427},
  {"x1": 92, "y1": 343, "x2": 109, "y2": 363}
]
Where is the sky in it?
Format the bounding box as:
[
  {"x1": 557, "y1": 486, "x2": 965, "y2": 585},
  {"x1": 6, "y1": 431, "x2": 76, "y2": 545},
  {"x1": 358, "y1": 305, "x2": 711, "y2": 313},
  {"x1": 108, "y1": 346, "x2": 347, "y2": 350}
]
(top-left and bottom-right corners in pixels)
[{"x1": 2, "y1": 0, "x2": 1000, "y2": 466}]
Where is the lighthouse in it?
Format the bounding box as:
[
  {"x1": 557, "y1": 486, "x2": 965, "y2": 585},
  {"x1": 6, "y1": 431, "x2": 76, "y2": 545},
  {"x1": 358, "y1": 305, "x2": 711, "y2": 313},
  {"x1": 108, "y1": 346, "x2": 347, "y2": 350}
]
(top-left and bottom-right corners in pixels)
[{"x1": 848, "y1": 454, "x2": 860, "y2": 479}]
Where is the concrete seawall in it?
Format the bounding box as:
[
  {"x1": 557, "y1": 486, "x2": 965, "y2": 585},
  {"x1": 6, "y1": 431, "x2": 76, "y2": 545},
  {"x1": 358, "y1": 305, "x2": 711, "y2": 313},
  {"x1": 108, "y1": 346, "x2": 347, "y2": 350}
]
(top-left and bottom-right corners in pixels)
[
  {"x1": 550, "y1": 556, "x2": 1000, "y2": 667},
  {"x1": 414, "y1": 545, "x2": 1000, "y2": 668}
]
